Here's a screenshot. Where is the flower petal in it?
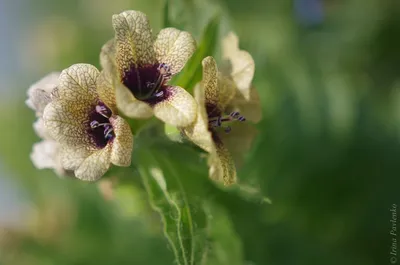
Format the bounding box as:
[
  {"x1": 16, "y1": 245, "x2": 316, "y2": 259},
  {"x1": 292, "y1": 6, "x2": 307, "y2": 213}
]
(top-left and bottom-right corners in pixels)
[
  {"x1": 112, "y1": 10, "x2": 156, "y2": 77},
  {"x1": 201, "y1": 56, "x2": 219, "y2": 108},
  {"x1": 154, "y1": 28, "x2": 196, "y2": 75},
  {"x1": 110, "y1": 115, "x2": 133, "y2": 167},
  {"x1": 182, "y1": 84, "x2": 214, "y2": 152},
  {"x1": 97, "y1": 70, "x2": 117, "y2": 113},
  {"x1": 57, "y1": 64, "x2": 99, "y2": 103},
  {"x1": 202, "y1": 56, "x2": 236, "y2": 115},
  {"x1": 74, "y1": 145, "x2": 112, "y2": 181},
  {"x1": 229, "y1": 86, "x2": 262, "y2": 123},
  {"x1": 218, "y1": 122, "x2": 258, "y2": 169},
  {"x1": 209, "y1": 140, "x2": 237, "y2": 185},
  {"x1": 153, "y1": 86, "x2": 197, "y2": 127},
  {"x1": 43, "y1": 99, "x2": 92, "y2": 147},
  {"x1": 222, "y1": 32, "x2": 255, "y2": 100},
  {"x1": 33, "y1": 118, "x2": 51, "y2": 139},
  {"x1": 217, "y1": 75, "x2": 237, "y2": 112},
  {"x1": 43, "y1": 64, "x2": 110, "y2": 148},
  {"x1": 115, "y1": 83, "x2": 154, "y2": 118},
  {"x1": 59, "y1": 145, "x2": 92, "y2": 171},
  {"x1": 30, "y1": 140, "x2": 64, "y2": 175},
  {"x1": 100, "y1": 39, "x2": 117, "y2": 75},
  {"x1": 26, "y1": 72, "x2": 60, "y2": 116}
]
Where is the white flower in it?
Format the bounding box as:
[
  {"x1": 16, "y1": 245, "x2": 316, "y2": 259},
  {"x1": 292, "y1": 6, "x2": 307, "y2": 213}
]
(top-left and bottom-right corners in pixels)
[{"x1": 26, "y1": 72, "x2": 69, "y2": 176}]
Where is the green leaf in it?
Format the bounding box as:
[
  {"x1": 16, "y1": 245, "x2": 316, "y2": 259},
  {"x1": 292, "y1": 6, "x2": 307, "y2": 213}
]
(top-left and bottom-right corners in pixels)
[
  {"x1": 163, "y1": 0, "x2": 171, "y2": 28},
  {"x1": 210, "y1": 187, "x2": 272, "y2": 265},
  {"x1": 164, "y1": 123, "x2": 183, "y2": 142},
  {"x1": 171, "y1": 14, "x2": 220, "y2": 92},
  {"x1": 202, "y1": 203, "x2": 244, "y2": 265},
  {"x1": 133, "y1": 125, "x2": 210, "y2": 265},
  {"x1": 128, "y1": 122, "x2": 272, "y2": 265}
]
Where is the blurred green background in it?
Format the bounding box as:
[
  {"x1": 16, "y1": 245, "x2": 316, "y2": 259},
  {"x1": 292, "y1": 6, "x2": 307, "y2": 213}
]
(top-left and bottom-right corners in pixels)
[{"x1": 0, "y1": 0, "x2": 399, "y2": 264}]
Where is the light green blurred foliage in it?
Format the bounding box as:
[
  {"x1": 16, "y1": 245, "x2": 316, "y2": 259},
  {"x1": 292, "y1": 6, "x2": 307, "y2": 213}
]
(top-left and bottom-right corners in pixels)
[{"x1": 1, "y1": 0, "x2": 400, "y2": 265}]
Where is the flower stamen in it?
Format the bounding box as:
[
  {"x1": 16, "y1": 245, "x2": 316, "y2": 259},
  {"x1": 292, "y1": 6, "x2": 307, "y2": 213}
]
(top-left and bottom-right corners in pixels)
[
  {"x1": 88, "y1": 102, "x2": 115, "y2": 148},
  {"x1": 158, "y1": 63, "x2": 171, "y2": 78},
  {"x1": 96, "y1": 105, "x2": 112, "y2": 119},
  {"x1": 123, "y1": 63, "x2": 172, "y2": 103},
  {"x1": 90, "y1": 120, "x2": 110, "y2": 129},
  {"x1": 154, "y1": 63, "x2": 171, "y2": 91},
  {"x1": 104, "y1": 125, "x2": 114, "y2": 140},
  {"x1": 209, "y1": 111, "x2": 246, "y2": 133},
  {"x1": 90, "y1": 120, "x2": 114, "y2": 140}
]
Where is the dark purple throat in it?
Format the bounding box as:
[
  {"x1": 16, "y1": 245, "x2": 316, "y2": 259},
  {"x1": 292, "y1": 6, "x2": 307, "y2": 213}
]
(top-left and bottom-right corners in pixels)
[
  {"x1": 87, "y1": 101, "x2": 115, "y2": 149},
  {"x1": 122, "y1": 63, "x2": 172, "y2": 104},
  {"x1": 206, "y1": 103, "x2": 221, "y2": 118}
]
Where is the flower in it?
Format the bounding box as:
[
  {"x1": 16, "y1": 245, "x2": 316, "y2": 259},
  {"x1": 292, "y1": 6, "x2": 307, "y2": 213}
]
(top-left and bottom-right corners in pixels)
[
  {"x1": 221, "y1": 32, "x2": 261, "y2": 124},
  {"x1": 182, "y1": 33, "x2": 261, "y2": 185},
  {"x1": 26, "y1": 72, "x2": 59, "y2": 116},
  {"x1": 26, "y1": 72, "x2": 70, "y2": 176},
  {"x1": 42, "y1": 64, "x2": 133, "y2": 181},
  {"x1": 100, "y1": 10, "x2": 198, "y2": 127}
]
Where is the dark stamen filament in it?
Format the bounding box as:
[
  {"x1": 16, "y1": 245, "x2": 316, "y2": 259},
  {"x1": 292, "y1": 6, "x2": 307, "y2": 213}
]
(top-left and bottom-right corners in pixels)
[
  {"x1": 209, "y1": 111, "x2": 246, "y2": 133},
  {"x1": 145, "y1": 63, "x2": 171, "y2": 94}
]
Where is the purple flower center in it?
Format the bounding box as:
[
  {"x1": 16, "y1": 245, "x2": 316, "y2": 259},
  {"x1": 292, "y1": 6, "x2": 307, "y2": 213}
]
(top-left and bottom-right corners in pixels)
[
  {"x1": 87, "y1": 101, "x2": 115, "y2": 148},
  {"x1": 122, "y1": 63, "x2": 172, "y2": 104}
]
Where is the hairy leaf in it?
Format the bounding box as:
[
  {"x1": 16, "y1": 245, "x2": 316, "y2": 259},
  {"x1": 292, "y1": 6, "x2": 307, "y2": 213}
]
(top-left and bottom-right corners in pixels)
[{"x1": 134, "y1": 126, "x2": 210, "y2": 265}]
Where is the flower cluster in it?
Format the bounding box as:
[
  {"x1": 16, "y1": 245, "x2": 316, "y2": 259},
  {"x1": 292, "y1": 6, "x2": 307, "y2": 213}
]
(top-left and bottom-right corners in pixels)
[{"x1": 27, "y1": 10, "x2": 261, "y2": 185}]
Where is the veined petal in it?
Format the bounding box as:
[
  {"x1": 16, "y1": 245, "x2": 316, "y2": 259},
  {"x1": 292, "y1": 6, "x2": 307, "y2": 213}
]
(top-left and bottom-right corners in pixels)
[
  {"x1": 202, "y1": 56, "x2": 218, "y2": 109},
  {"x1": 182, "y1": 84, "x2": 214, "y2": 152},
  {"x1": 222, "y1": 32, "x2": 255, "y2": 100},
  {"x1": 43, "y1": 99, "x2": 92, "y2": 147},
  {"x1": 115, "y1": 83, "x2": 153, "y2": 118},
  {"x1": 209, "y1": 140, "x2": 237, "y2": 185},
  {"x1": 201, "y1": 57, "x2": 236, "y2": 115},
  {"x1": 110, "y1": 115, "x2": 133, "y2": 167},
  {"x1": 59, "y1": 145, "x2": 92, "y2": 171},
  {"x1": 57, "y1": 64, "x2": 99, "y2": 103},
  {"x1": 74, "y1": 144, "x2": 112, "y2": 181},
  {"x1": 153, "y1": 86, "x2": 197, "y2": 127},
  {"x1": 97, "y1": 70, "x2": 117, "y2": 113},
  {"x1": 154, "y1": 28, "x2": 196, "y2": 75},
  {"x1": 112, "y1": 10, "x2": 156, "y2": 77},
  {"x1": 100, "y1": 39, "x2": 117, "y2": 75},
  {"x1": 26, "y1": 72, "x2": 60, "y2": 116}
]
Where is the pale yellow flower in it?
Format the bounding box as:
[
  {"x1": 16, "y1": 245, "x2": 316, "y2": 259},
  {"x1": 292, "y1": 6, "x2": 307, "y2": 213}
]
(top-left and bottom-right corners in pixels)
[
  {"x1": 221, "y1": 32, "x2": 261, "y2": 124},
  {"x1": 42, "y1": 64, "x2": 133, "y2": 181},
  {"x1": 183, "y1": 36, "x2": 261, "y2": 185},
  {"x1": 101, "y1": 10, "x2": 198, "y2": 127}
]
